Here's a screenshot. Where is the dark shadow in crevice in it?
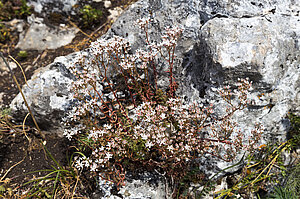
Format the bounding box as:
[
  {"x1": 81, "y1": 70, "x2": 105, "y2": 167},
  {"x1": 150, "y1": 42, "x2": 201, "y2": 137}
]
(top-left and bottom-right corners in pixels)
[
  {"x1": 181, "y1": 37, "x2": 224, "y2": 98},
  {"x1": 181, "y1": 36, "x2": 272, "y2": 100}
]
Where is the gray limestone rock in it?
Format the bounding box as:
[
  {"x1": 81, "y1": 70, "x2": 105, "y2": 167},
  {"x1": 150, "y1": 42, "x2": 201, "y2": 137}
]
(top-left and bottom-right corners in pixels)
[
  {"x1": 16, "y1": 15, "x2": 79, "y2": 50},
  {"x1": 10, "y1": 0, "x2": 300, "y2": 197},
  {"x1": 97, "y1": 173, "x2": 168, "y2": 199},
  {"x1": 27, "y1": 0, "x2": 78, "y2": 15},
  {"x1": 103, "y1": 0, "x2": 299, "y2": 142},
  {"x1": 10, "y1": 53, "x2": 77, "y2": 134},
  {"x1": 199, "y1": 14, "x2": 300, "y2": 134}
]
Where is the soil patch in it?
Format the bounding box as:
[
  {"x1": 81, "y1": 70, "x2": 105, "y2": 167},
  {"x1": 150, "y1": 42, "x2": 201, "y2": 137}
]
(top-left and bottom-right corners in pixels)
[{"x1": 0, "y1": 124, "x2": 98, "y2": 198}]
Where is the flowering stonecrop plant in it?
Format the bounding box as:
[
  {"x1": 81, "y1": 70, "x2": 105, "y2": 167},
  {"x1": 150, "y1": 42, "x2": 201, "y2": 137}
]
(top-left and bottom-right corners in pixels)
[{"x1": 63, "y1": 17, "x2": 263, "y2": 186}]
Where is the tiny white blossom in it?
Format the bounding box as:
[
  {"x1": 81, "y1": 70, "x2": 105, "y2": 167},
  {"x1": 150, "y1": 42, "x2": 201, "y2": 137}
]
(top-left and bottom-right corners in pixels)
[
  {"x1": 105, "y1": 153, "x2": 113, "y2": 160},
  {"x1": 75, "y1": 159, "x2": 84, "y2": 170},
  {"x1": 167, "y1": 145, "x2": 174, "y2": 152},
  {"x1": 90, "y1": 163, "x2": 98, "y2": 172},
  {"x1": 145, "y1": 141, "x2": 154, "y2": 148}
]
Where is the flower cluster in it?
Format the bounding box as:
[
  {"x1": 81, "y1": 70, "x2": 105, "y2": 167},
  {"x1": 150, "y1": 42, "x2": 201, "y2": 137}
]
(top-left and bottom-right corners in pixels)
[
  {"x1": 160, "y1": 26, "x2": 183, "y2": 48},
  {"x1": 63, "y1": 17, "x2": 262, "y2": 186}
]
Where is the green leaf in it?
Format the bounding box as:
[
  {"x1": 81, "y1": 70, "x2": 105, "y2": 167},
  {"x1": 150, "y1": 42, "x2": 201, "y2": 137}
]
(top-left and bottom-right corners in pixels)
[
  {"x1": 0, "y1": 185, "x2": 5, "y2": 192},
  {"x1": 45, "y1": 191, "x2": 51, "y2": 198}
]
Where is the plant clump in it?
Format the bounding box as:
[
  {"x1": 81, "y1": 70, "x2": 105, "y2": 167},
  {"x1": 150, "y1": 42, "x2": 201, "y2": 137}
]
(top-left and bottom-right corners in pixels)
[
  {"x1": 62, "y1": 17, "x2": 263, "y2": 192},
  {"x1": 0, "y1": 23, "x2": 11, "y2": 44},
  {"x1": 0, "y1": 0, "x2": 32, "y2": 45},
  {"x1": 208, "y1": 113, "x2": 300, "y2": 198},
  {"x1": 0, "y1": 0, "x2": 32, "y2": 21},
  {"x1": 79, "y1": 5, "x2": 103, "y2": 28},
  {"x1": 17, "y1": 50, "x2": 28, "y2": 58}
]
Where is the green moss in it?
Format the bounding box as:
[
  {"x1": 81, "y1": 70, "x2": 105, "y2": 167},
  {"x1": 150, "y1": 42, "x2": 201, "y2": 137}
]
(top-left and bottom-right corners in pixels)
[
  {"x1": 0, "y1": 23, "x2": 11, "y2": 43},
  {"x1": 0, "y1": 0, "x2": 32, "y2": 21},
  {"x1": 79, "y1": 5, "x2": 103, "y2": 28},
  {"x1": 0, "y1": 108, "x2": 11, "y2": 117},
  {"x1": 17, "y1": 50, "x2": 28, "y2": 58}
]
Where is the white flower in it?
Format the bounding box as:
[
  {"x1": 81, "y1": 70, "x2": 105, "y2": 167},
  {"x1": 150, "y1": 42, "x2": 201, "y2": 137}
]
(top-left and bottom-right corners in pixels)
[
  {"x1": 75, "y1": 159, "x2": 84, "y2": 170},
  {"x1": 105, "y1": 153, "x2": 113, "y2": 160},
  {"x1": 64, "y1": 131, "x2": 73, "y2": 140},
  {"x1": 106, "y1": 142, "x2": 111, "y2": 149},
  {"x1": 92, "y1": 148, "x2": 98, "y2": 157},
  {"x1": 184, "y1": 145, "x2": 191, "y2": 151},
  {"x1": 140, "y1": 133, "x2": 148, "y2": 140},
  {"x1": 88, "y1": 130, "x2": 97, "y2": 140},
  {"x1": 167, "y1": 145, "x2": 174, "y2": 152},
  {"x1": 63, "y1": 128, "x2": 79, "y2": 140},
  {"x1": 97, "y1": 130, "x2": 106, "y2": 136},
  {"x1": 104, "y1": 124, "x2": 112, "y2": 130},
  {"x1": 120, "y1": 61, "x2": 134, "y2": 70},
  {"x1": 134, "y1": 125, "x2": 142, "y2": 131},
  {"x1": 90, "y1": 163, "x2": 98, "y2": 172},
  {"x1": 160, "y1": 113, "x2": 166, "y2": 120},
  {"x1": 145, "y1": 141, "x2": 154, "y2": 148},
  {"x1": 99, "y1": 146, "x2": 105, "y2": 151}
]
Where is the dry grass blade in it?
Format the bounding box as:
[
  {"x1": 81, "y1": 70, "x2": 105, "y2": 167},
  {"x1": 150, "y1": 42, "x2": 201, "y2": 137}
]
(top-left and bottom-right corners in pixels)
[
  {"x1": 8, "y1": 55, "x2": 31, "y2": 88},
  {"x1": 22, "y1": 113, "x2": 31, "y2": 142},
  {"x1": 0, "y1": 156, "x2": 26, "y2": 183},
  {"x1": 68, "y1": 18, "x2": 93, "y2": 39},
  {"x1": 0, "y1": 52, "x2": 45, "y2": 139}
]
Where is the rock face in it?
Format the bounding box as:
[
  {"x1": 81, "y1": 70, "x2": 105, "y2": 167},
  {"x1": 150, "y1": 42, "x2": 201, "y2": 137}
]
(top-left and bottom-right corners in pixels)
[
  {"x1": 16, "y1": 15, "x2": 79, "y2": 50},
  {"x1": 10, "y1": 0, "x2": 300, "y2": 198},
  {"x1": 105, "y1": 0, "x2": 300, "y2": 142},
  {"x1": 200, "y1": 14, "x2": 299, "y2": 136},
  {"x1": 27, "y1": 0, "x2": 78, "y2": 15},
  {"x1": 10, "y1": 54, "x2": 77, "y2": 133},
  {"x1": 96, "y1": 173, "x2": 167, "y2": 199}
]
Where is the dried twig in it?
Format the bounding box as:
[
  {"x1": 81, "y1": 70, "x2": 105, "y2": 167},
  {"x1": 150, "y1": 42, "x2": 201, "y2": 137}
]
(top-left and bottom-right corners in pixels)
[{"x1": 0, "y1": 156, "x2": 25, "y2": 183}]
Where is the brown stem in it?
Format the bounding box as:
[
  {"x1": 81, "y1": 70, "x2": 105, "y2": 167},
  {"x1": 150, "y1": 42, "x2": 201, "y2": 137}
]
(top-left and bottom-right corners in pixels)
[{"x1": 0, "y1": 53, "x2": 45, "y2": 139}]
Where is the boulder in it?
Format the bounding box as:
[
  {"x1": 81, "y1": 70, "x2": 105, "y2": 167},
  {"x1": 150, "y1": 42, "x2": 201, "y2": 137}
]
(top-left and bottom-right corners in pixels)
[
  {"x1": 10, "y1": 53, "x2": 77, "y2": 134},
  {"x1": 27, "y1": 0, "x2": 78, "y2": 15},
  {"x1": 10, "y1": 0, "x2": 300, "y2": 197},
  {"x1": 96, "y1": 173, "x2": 167, "y2": 199},
  {"x1": 198, "y1": 14, "x2": 300, "y2": 140},
  {"x1": 16, "y1": 15, "x2": 79, "y2": 50}
]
